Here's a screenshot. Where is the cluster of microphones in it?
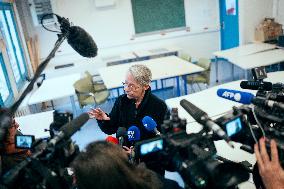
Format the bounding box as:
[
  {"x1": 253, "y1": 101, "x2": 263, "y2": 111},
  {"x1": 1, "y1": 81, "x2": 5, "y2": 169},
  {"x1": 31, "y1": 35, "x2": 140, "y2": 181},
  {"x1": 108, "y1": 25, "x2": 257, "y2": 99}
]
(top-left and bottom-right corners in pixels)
[
  {"x1": 104, "y1": 79, "x2": 284, "y2": 162},
  {"x1": 104, "y1": 116, "x2": 160, "y2": 162}
]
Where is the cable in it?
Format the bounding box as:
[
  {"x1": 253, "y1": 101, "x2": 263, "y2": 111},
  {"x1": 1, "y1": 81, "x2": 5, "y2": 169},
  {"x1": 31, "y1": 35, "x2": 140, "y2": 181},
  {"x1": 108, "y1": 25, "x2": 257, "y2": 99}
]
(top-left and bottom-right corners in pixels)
[
  {"x1": 251, "y1": 106, "x2": 266, "y2": 138},
  {"x1": 40, "y1": 13, "x2": 61, "y2": 33}
]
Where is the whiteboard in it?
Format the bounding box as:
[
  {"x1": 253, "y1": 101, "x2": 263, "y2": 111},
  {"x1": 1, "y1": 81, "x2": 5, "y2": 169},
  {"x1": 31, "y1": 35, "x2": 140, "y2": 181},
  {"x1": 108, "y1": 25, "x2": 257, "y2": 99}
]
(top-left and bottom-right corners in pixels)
[{"x1": 185, "y1": 0, "x2": 220, "y2": 32}]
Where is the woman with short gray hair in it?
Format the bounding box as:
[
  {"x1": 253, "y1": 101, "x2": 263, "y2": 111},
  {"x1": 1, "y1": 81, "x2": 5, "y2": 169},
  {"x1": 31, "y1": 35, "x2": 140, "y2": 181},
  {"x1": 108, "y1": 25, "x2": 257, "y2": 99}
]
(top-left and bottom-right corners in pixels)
[
  {"x1": 128, "y1": 64, "x2": 152, "y2": 86},
  {"x1": 89, "y1": 64, "x2": 168, "y2": 176}
]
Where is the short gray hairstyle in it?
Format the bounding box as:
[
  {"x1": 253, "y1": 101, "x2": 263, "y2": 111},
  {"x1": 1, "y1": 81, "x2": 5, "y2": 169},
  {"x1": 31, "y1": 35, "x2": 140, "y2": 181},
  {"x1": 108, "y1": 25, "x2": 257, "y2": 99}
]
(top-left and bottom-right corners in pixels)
[{"x1": 128, "y1": 64, "x2": 152, "y2": 86}]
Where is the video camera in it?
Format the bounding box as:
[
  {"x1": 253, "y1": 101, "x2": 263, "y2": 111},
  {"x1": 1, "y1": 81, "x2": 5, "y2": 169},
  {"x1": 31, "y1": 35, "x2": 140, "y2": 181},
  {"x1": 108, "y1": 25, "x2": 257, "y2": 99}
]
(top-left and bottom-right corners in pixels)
[
  {"x1": 135, "y1": 108, "x2": 249, "y2": 189},
  {"x1": 215, "y1": 67, "x2": 284, "y2": 166},
  {"x1": 0, "y1": 112, "x2": 89, "y2": 189}
]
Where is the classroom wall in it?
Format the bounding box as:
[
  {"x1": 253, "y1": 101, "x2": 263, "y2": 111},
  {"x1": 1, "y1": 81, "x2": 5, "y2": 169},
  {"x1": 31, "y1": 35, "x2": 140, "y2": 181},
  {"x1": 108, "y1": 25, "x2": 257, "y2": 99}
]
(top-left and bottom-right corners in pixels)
[
  {"x1": 32, "y1": 0, "x2": 220, "y2": 66},
  {"x1": 273, "y1": 0, "x2": 284, "y2": 25},
  {"x1": 239, "y1": 0, "x2": 273, "y2": 44},
  {"x1": 21, "y1": 0, "x2": 277, "y2": 68}
]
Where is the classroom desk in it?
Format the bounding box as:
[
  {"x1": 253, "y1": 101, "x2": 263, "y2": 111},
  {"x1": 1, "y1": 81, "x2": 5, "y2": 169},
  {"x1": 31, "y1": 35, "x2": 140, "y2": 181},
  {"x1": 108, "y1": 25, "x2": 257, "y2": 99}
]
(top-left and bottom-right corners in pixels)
[
  {"x1": 102, "y1": 52, "x2": 138, "y2": 66},
  {"x1": 166, "y1": 71, "x2": 283, "y2": 128},
  {"x1": 16, "y1": 110, "x2": 54, "y2": 139},
  {"x1": 28, "y1": 73, "x2": 81, "y2": 116},
  {"x1": 229, "y1": 49, "x2": 284, "y2": 78},
  {"x1": 43, "y1": 58, "x2": 102, "y2": 79},
  {"x1": 133, "y1": 46, "x2": 181, "y2": 60},
  {"x1": 165, "y1": 71, "x2": 283, "y2": 166},
  {"x1": 213, "y1": 43, "x2": 276, "y2": 60},
  {"x1": 213, "y1": 43, "x2": 276, "y2": 82},
  {"x1": 98, "y1": 56, "x2": 204, "y2": 96}
]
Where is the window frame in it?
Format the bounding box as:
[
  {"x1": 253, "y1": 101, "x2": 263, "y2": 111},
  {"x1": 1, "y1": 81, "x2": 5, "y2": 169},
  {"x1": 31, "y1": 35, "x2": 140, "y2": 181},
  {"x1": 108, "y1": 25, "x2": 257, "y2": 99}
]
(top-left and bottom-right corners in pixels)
[
  {"x1": 0, "y1": 52, "x2": 14, "y2": 106},
  {"x1": 0, "y1": 2, "x2": 28, "y2": 90}
]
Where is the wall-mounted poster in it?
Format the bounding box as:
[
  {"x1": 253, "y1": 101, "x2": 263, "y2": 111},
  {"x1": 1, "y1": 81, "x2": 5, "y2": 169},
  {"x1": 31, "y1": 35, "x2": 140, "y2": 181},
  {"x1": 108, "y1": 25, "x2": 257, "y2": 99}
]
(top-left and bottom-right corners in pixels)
[{"x1": 226, "y1": 0, "x2": 236, "y2": 15}]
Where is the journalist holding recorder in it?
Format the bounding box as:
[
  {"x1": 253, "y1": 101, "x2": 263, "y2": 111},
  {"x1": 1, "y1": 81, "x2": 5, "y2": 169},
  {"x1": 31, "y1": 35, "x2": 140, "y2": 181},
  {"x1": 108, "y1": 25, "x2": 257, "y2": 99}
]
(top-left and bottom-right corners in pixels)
[
  {"x1": 88, "y1": 64, "x2": 168, "y2": 175},
  {"x1": 0, "y1": 108, "x2": 31, "y2": 175}
]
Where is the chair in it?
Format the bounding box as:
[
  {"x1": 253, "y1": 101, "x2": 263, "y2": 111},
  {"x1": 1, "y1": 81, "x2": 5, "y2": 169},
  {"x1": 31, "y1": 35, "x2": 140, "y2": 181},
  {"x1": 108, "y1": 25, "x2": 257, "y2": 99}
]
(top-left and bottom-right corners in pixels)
[
  {"x1": 73, "y1": 71, "x2": 109, "y2": 109},
  {"x1": 179, "y1": 52, "x2": 192, "y2": 62},
  {"x1": 186, "y1": 58, "x2": 211, "y2": 93}
]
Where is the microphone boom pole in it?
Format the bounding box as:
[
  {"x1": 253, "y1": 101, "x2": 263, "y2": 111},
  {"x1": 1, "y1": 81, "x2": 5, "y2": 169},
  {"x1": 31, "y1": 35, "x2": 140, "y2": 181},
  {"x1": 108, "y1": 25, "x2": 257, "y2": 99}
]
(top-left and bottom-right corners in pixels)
[{"x1": 10, "y1": 34, "x2": 67, "y2": 113}]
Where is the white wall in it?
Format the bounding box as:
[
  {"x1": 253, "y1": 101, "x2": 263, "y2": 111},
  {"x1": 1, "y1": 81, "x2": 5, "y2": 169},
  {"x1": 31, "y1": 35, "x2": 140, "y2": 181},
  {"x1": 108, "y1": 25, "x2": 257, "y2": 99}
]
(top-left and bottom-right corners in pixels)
[
  {"x1": 239, "y1": 0, "x2": 274, "y2": 44},
  {"x1": 31, "y1": 0, "x2": 279, "y2": 67},
  {"x1": 273, "y1": 0, "x2": 284, "y2": 25},
  {"x1": 34, "y1": 0, "x2": 220, "y2": 66}
]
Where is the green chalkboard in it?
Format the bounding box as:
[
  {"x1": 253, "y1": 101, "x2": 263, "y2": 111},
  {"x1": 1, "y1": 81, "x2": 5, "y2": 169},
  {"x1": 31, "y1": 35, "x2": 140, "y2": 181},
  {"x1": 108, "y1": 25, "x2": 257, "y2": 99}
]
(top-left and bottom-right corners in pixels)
[{"x1": 131, "y1": 0, "x2": 186, "y2": 34}]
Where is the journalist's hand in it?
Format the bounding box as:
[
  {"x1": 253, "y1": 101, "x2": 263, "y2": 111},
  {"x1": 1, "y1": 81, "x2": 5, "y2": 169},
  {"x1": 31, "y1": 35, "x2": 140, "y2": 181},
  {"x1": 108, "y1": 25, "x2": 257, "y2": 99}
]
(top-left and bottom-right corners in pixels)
[
  {"x1": 254, "y1": 138, "x2": 284, "y2": 189},
  {"x1": 122, "y1": 146, "x2": 134, "y2": 156},
  {"x1": 88, "y1": 108, "x2": 110, "y2": 121}
]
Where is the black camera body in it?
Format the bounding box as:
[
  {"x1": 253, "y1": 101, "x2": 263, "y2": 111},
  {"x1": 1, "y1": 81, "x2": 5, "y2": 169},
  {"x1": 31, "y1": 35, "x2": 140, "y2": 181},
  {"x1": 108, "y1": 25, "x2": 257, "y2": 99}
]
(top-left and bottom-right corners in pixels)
[
  {"x1": 135, "y1": 109, "x2": 249, "y2": 189},
  {"x1": 49, "y1": 110, "x2": 73, "y2": 137},
  {"x1": 215, "y1": 67, "x2": 284, "y2": 166},
  {"x1": 1, "y1": 110, "x2": 79, "y2": 189}
]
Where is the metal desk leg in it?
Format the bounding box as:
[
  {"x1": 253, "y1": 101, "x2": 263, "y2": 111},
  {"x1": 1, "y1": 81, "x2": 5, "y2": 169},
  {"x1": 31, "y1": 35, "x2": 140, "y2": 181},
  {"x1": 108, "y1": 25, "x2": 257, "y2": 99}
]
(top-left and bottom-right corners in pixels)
[
  {"x1": 245, "y1": 69, "x2": 248, "y2": 80},
  {"x1": 182, "y1": 75, "x2": 188, "y2": 95},
  {"x1": 70, "y1": 95, "x2": 78, "y2": 117},
  {"x1": 30, "y1": 104, "x2": 38, "y2": 113},
  {"x1": 161, "y1": 79, "x2": 164, "y2": 90},
  {"x1": 176, "y1": 76, "x2": 180, "y2": 96},
  {"x1": 116, "y1": 88, "x2": 120, "y2": 96},
  {"x1": 215, "y1": 56, "x2": 219, "y2": 83},
  {"x1": 155, "y1": 80, "x2": 158, "y2": 90},
  {"x1": 232, "y1": 64, "x2": 235, "y2": 81}
]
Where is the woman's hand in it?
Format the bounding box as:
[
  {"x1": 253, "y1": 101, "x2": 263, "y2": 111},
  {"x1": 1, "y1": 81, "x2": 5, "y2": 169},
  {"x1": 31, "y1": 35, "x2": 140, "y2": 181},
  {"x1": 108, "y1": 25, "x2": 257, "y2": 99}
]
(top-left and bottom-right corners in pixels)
[{"x1": 88, "y1": 108, "x2": 110, "y2": 121}]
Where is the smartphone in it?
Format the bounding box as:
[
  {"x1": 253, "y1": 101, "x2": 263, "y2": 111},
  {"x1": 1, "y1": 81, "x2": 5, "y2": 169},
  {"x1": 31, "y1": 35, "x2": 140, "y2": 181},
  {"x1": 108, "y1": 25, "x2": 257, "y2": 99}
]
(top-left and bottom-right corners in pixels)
[
  {"x1": 225, "y1": 117, "x2": 243, "y2": 137},
  {"x1": 136, "y1": 137, "x2": 163, "y2": 157},
  {"x1": 15, "y1": 134, "x2": 35, "y2": 149}
]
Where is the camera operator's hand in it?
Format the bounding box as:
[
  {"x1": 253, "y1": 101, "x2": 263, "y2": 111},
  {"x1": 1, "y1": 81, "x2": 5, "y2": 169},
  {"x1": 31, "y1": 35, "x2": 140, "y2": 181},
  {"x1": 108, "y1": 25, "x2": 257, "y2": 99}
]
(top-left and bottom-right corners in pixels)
[
  {"x1": 254, "y1": 138, "x2": 284, "y2": 189},
  {"x1": 88, "y1": 108, "x2": 110, "y2": 121}
]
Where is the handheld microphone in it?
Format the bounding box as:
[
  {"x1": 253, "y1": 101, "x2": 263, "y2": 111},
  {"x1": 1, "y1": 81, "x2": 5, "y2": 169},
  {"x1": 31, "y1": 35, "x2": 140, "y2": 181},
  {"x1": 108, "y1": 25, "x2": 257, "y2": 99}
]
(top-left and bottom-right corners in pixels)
[
  {"x1": 117, "y1": 127, "x2": 127, "y2": 146},
  {"x1": 240, "y1": 81, "x2": 272, "y2": 91},
  {"x1": 106, "y1": 136, "x2": 119, "y2": 144},
  {"x1": 48, "y1": 113, "x2": 89, "y2": 147},
  {"x1": 142, "y1": 116, "x2": 161, "y2": 135},
  {"x1": 217, "y1": 88, "x2": 254, "y2": 105},
  {"x1": 56, "y1": 15, "x2": 98, "y2": 58},
  {"x1": 180, "y1": 99, "x2": 234, "y2": 148},
  {"x1": 127, "y1": 126, "x2": 141, "y2": 142},
  {"x1": 217, "y1": 88, "x2": 284, "y2": 111}
]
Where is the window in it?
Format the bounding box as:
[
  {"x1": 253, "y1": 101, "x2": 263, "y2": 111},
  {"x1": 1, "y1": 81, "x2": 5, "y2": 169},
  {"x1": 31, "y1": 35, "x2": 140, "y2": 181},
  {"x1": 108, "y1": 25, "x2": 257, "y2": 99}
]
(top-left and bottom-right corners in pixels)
[
  {"x1": 0, "y1": 3, "x2": 27, "y2": 89},
  {"x1": 0, "y1": 53, "x2": 13, "y2": 106}
]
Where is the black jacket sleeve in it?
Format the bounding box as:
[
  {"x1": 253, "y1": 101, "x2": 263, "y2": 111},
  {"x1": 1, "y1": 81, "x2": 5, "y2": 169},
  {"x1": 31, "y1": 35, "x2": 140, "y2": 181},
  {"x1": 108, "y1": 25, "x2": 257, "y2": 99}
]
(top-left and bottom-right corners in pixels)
[{"x1": 97, "y1": 97, "x2": 121, "y2": 135}]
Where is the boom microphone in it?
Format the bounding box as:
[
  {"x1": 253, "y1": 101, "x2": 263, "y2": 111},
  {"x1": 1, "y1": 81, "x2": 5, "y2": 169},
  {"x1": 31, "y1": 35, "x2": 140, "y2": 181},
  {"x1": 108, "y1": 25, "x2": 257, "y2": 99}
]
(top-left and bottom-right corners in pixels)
[
  {"x1": 127, "y1": 126, "x2": 141, "y2": 142},
  {"x1": 217, "y1": 88, "x2": 284, "y2": 111},
  {"x1": 48, "y1": 113, "x2": 89, "y2": 147},
  {"x1": 240, "y1": 81, "x2": 272, "y2": 91},
  {"x1": 180, "y1": 99, "x2": 234, "y2": 148},
  {"x1": 56, "y1": 15, "x2": 98, "y2": 58},
  {"x1": 142, "y1": 116, "x2": 161, "y2": 135}
]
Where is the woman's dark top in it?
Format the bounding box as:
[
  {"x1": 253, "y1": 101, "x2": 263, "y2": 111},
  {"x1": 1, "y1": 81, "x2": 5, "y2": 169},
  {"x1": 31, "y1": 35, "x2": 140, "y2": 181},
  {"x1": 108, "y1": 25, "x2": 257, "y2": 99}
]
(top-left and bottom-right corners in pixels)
[{"x1": 97, "y1": 88, "x2": 168, "y2": 141}]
